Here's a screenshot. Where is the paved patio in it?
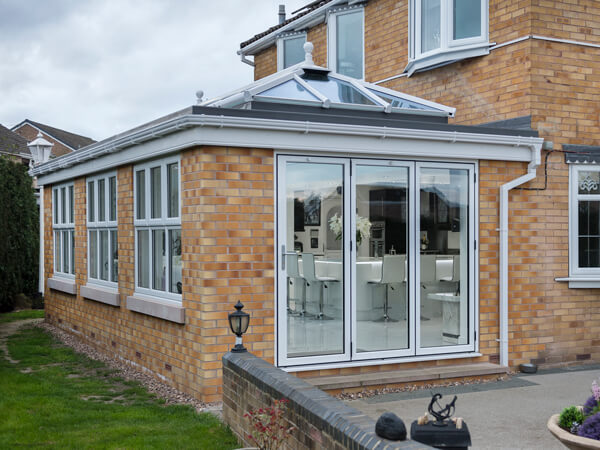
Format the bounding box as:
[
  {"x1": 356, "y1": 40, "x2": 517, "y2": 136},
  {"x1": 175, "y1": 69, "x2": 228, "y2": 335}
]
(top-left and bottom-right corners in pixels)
[{"x1": 344, "y1": 364, "x2": 600, "y2": 449}]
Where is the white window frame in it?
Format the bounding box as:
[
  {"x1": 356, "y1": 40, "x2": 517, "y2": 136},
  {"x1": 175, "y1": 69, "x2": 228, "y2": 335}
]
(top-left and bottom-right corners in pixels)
[
  {"x1": 87, "y1": 172, "x2": 118, "y2": 287},
  {"x1": 133, "y1": 155, "x2": 181, "y2": 302},
  {"x1": 277, "y1": 32, "x2": 307, "y2": 71},
  {"x1": 52, "y1": 181, "x2": 75, "y2": 279},
  {"x1": 569, "y1": 165, "x2": 600, "y2": 279},
  {"x1": 327, "y1": 6, "x2": 365, "y2": 80},
  {"x1": 407, "y1": 0, "x2": 489, "y2": 75}
]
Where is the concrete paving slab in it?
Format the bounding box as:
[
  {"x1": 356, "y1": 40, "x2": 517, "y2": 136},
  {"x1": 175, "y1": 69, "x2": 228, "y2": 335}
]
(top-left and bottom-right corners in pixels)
[{"x1": 344, "y1": 365, "x2": 600, "y2": 450}]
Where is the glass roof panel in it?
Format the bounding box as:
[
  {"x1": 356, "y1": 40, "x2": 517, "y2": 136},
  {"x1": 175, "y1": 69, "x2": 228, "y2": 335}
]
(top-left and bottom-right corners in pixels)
[
  {"x1": 302, "y1": 74, "x2": 375, "y2": 105},
  {"x1": 367, "y1": 89, "x2": 437, "y2": 111},
  {"x1": 258, "y1": 79, "x2": 319, "y2": 101}
]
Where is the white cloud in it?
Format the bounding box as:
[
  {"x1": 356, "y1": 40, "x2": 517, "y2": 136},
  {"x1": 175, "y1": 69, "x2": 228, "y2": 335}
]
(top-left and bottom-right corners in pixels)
[{"x1": 0, "y1": 0, "x2": 310, "y2": 140}]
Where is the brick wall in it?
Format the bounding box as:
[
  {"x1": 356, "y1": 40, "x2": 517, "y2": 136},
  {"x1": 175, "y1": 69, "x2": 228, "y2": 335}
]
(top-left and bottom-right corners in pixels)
[
  {"x1": 13, "y1": 123, "x2": 73, "y2": 157},
  {"x1": 43, "y1": 146, "x2": 275, "y2": 403},
  {"x1": 223, "y1": 351, "x2": 429, "y2": 449}
]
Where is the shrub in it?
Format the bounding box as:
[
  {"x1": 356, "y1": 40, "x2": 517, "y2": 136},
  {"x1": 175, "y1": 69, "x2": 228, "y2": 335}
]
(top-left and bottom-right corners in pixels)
[
  {"x1": 0, "y1": 156, "x2": 39, "y2": 312},
  {"x1": 244, "y1": 399, "x2": 295, "y2": 450},
  {"x1": 559, "y1": 406, "x2": 584, "y2": 431}
]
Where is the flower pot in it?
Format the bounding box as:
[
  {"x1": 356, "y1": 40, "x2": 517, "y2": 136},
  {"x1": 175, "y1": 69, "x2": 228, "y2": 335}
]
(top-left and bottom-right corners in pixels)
[{"x1": 547, "y1": 414, "x2": 600, "y2": 450}]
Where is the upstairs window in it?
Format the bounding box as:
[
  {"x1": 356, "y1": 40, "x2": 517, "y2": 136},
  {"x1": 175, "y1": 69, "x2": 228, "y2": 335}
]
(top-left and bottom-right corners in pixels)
[
  {"x1": 328, "y1": 7, "x2": 364, "y2": 79},
  {"x1": 87, "y1": 172, "x2": 118, "y2": 285},
  {"x1": 277, "y1": 33, "x2": 306, "y2": 70},
  {"x1": 408, "y1": 0, "x2": 488, "y2": 75},
  {"x1": 52, "y1": 182, "x2": 75, "y2": 277},
  {"x1": 134, "y1": 156, "x2": 182, "y2": 300}
]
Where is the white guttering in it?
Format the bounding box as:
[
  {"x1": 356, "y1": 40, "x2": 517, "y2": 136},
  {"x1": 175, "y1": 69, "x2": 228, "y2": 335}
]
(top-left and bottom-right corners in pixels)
[
  {"x1": 30, "y1": 113, "x2": 543, "y2": 179},
  {"x1": 39, "y1": 185, "x2": 44, "y2": 294},
  {"x1": 498, "y1": 140, "x2": 543, "y2": 367}
]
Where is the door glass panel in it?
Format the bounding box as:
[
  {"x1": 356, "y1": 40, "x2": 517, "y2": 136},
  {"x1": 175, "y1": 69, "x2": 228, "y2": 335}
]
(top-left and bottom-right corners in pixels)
[
  {"x1": 419, "y1": 167, "x2": 469, "y2": 347},
  {"x1": 284, "y1": 161, "x2": 344, "y2": 358},
  {"x1": 355, "y1": 164, "x2": 409, "y2": 353}
]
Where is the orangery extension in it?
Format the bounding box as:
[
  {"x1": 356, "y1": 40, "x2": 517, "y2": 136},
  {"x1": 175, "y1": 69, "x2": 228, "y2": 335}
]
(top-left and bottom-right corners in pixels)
[{"x1": 32, "y1": 45, "x2": 547, "y2": 403}]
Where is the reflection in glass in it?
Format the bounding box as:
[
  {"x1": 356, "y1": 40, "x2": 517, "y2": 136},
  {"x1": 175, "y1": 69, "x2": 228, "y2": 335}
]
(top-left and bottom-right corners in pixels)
[
  {"x1": 109, "y1": 176, "x2": 117, "y2": 221},
  {"x1": 367, "y1": 89, "x2": 436, "y2": 111},
  {"x1": 111, "y1": 230, "x2": 118, "y2": 282},
  {"x1": 421, "y1": 0, "x2": 441, "y2": 52},
  {"x1": 98, "y1": 179, "x2": 106, "y2": 221},
  {"x1": 69, "y1": 186, "x2": 74, "y2": 223},
  {"x1": 55, "y1": 231, "x2": 61, "y2": 272},
  {"x1": 71, "y1": 231, "x2": 75, "y2": 275},
  {"x1": 88, "y1": 182, "x2": 95, "y2": 222},
  {"x1": 89, "y1": 230, "x2": 97, "y2": 279},
  {"x1": 285, "y1": 161, "x2": 344, "y2": 358},
  {"x1": 302, "y1": 75, "x2": 374, "y2": 105},
  {"x1": 167, "y1": 163, "x2": 179, "y2": 218},
  {"x1": 419, "y1": 167, "x2": 469, "y2": 348},
  {"x1": 151, "y1": 167, "x2": 161, "y2": 219},
  {"x1": 61, "y1": 187, "x2": 66, "y2": 224},
  {"x1": 260, "y1": 80, "x2": 319, "y2": 102},
  {"x1": 283, "y1": 36, "x2": 306, "y2": 68},
  {"x1": 152, "y1": 229, "x2": 165, "y2": 291},
  {"x1": 336, "y1": 10, "x2": 363, "y2": 78},
  {"x1": 454, "y1": 0, "x2": 481, "y2": 40},
  {"x1": 169, "y1": 229, "x2": 182, "y2": 293},
  {"x1": 100, "y1": 230, "x2": 108, "y2": 281},
  {"x1": 62, "y1": 230, "x2": 69, "y2": 274},
  {"x1": 138, "y1": 230, "x2": 149, "y2": 288},
  {"x1": 355, "y1": 165, "x2": 409, "y2": 353},
  {"x1": 579, "y1": 200, "x2": 600, "y2": 267},
  {"x1": 136, "y1": 170, "x2": 146, "y2": 220}
]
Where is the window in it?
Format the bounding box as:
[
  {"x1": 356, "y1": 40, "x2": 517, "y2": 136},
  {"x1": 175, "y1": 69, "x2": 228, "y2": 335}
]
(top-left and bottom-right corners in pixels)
[
  {"x1": 570, "y1": 166, "x2": 600, "y2": 278},
  {"x1": 52, "y1": 182, "x2": 75, "y2": 277},
  {"x1": 277, "y1": 33, "x2": 306, "y2": 70},
  {"x1": 408, "y1": 0, "x2": 489, "y2": 75},
  {"x1": 87, "y1": 173, "x2": 118, "y2": 285},
  {"x1": 134, "y1": 156, "x2": 181, "y2": 300},
  {"x1": 328, "y1": 7, "x2": 364, "y2": 79}
]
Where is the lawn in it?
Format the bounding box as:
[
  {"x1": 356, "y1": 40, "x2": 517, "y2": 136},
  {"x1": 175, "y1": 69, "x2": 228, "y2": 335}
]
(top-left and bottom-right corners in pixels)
[
  {"x1": 0, "y1": 309, "x2": 44, "y2": 323},
  {"x1": 0, "y1": 323, "x2": 239, "y2": 449}
]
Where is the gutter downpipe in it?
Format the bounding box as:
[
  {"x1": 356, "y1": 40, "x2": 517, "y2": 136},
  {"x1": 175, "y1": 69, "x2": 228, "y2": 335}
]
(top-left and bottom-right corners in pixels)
[
  {"x1": 39, "y1": 185, "x2": 44, "y2": 294},
  {"x1": 498, "y1": 141, "x2": 542, "y2": 367}
]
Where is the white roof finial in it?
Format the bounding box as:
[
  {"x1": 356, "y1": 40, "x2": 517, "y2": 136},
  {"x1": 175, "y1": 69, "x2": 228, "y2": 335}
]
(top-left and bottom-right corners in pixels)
[
  {"x1": 304, "y1": 41, "x2": 314, "y2": 65},
  {"x1": 196, "y1": 90, "x2": 204, "y2": 105}
]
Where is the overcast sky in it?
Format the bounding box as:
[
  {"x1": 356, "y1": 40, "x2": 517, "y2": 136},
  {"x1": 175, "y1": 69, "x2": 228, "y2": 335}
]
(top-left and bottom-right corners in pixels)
[{"x1": 0, "y1": 0, "x2": 309, "y2": 141}]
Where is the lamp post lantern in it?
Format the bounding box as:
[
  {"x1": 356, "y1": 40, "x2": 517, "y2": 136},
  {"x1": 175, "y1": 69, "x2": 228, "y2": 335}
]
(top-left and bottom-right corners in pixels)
[
  {"x1": 228, "y1": 301, "x2": 250, "y2": 353},
  {"x1": 27, "y1": 132, "x2": 54, "y2": 166}
]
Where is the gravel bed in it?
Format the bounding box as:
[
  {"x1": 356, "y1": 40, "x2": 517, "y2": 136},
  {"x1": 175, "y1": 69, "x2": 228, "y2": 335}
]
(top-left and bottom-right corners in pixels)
[
  {"x1": 335, "y1": 375, "x2": 509, "y2": 400},
  {"x1": 36, "y1": 322, "x2": 222, "y2": 415}
]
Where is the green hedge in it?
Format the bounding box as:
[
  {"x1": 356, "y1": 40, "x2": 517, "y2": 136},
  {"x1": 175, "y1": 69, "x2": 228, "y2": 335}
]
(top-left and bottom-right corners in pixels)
[{"x1": 0, "y1": 156, "x2": 39, "y2": 312}]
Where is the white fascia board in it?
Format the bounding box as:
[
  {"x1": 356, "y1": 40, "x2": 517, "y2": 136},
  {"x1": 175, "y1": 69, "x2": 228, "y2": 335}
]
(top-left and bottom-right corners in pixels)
[
  {"x1": 238, "y1": 0, "x2": 346, "y2": 56},
  {"x1": 34, "y1": 113, "x2": 542, "y2": 185}
]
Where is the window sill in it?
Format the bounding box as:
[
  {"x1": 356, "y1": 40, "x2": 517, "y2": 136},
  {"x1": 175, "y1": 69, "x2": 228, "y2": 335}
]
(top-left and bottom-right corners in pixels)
[
  {"x1": 81, "y1": 284, "x2": 120, "y2": 306},
  {"x1": 48, "y1": 277, "x2": 77, "y2": 295},
  {"x1": 405, "y1": 42, "x2": 490, "y2": 76},
  {"x1": 126, "y1": 294, "x2": 185, "y2": 324},
  {"x1": 555, "y1": 277, "x2": 600, "y2": 289}
]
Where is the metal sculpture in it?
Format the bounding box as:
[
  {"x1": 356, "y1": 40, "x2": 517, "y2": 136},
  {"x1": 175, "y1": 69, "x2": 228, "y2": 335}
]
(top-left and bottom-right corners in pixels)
[{"x1": 427, "y1": 393, "x2": 457, "y2": 426}]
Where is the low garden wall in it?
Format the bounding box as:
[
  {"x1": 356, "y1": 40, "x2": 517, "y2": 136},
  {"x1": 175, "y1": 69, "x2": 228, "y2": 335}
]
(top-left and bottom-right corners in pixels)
[{"x1": 222, "y1": 351, "x2": 430, "y2": 449}]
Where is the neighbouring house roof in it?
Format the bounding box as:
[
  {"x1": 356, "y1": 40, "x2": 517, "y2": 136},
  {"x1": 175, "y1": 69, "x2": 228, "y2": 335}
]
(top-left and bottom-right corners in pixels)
[
  {"x1": 0, "y1": 124, "x2": 30, "y2": 160},
  {"x1": 30, "y1": 46, "x2": 542, "y2": 184},
  {"x1": 12, "y1": 119, "x2": 96, "y2": 151},
  {"x1": 239, "y1": 0, "x2": 367, "y2": 56}
]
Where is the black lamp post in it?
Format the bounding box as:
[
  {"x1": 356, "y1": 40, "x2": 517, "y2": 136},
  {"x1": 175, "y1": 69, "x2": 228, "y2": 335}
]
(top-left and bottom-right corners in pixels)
[{"x1": 228, "y1": 301, "x2": 250, "y2": 353}]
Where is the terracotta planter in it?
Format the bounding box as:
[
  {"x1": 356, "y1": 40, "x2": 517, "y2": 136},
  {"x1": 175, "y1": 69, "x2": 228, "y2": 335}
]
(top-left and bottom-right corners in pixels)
[{"x1": 547, "y1": 414, "x2": 600, "y2": 450}]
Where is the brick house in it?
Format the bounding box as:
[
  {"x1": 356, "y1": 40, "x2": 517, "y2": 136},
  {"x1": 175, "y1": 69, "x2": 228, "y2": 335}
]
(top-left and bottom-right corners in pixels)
[
  {"x1": 13, "y1": 119, "x2": 96, "y2": 158},
  {"x1": 32, "y1": 0, "x2": 598, "y2": 403}
]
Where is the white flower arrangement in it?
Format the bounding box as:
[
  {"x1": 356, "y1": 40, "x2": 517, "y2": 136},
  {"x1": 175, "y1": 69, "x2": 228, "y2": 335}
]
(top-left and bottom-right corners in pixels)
[{"x1": 329, "y1": 213, "x2": 372, "y2": 246}]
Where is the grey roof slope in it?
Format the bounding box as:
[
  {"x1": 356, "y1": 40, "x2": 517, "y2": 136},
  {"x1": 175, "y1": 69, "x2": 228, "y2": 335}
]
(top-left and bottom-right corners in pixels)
[
  {"x1": 0, "y1": 124, "x2": 29, "y2": 156},
  {"x1": 240, "y1": 0, "x2": 334, "y2": 49},
  {"x1": 12, "y1": 119, "x2": 96, "y2": 150}
]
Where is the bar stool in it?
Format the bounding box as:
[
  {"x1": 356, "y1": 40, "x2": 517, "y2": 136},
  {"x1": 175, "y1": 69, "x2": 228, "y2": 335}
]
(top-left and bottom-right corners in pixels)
[
  {"x1": 301, "y1": 253, "x2": 338, "y2": 320},
  {"x1": 286, "y1": 253, "x2": 307, "y2": 315},
  {"x1": 368, "y1": 254, "x2": 405, "y2": 322}
]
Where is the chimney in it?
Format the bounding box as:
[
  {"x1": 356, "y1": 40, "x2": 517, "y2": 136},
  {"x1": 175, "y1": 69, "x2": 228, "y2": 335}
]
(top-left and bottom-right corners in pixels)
[{"x1": 278, "y1": 4, "x2": 286, "y2": 24}]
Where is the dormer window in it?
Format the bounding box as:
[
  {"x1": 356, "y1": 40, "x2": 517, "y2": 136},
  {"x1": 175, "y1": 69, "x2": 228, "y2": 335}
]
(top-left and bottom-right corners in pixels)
[
  {"x1": 408, "y1": 0, "x2": 489, "y2": 75},
  {"x1": 328, "y1": 7, "x2": 364, "y2": 79},
  {"x1": 277, "y1": 33, "x2": 306, "y2": 70}
]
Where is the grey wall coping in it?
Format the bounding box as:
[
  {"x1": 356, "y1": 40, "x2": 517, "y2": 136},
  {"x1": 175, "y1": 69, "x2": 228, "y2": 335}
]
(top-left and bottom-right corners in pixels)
[
  {"x1": 126, "y1": 294, "x2": 185, "y2": 324},
  {"x1": 223, "y1": 351, "x2": 431, "y2": 449},
  {"x1": 81, "y1": 284, "x2": 120, "y2": 306},
  {"x1": 47, "y1": 277, "x2": 77, "y2": 295}
]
